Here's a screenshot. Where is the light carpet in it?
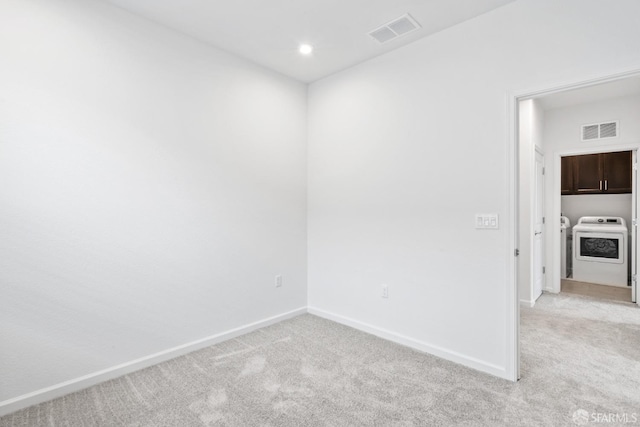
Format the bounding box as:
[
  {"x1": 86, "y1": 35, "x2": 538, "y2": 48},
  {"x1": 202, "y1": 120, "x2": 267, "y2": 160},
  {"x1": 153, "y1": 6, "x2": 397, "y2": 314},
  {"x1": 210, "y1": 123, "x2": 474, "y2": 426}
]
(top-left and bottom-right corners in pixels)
[{"x1": 1, "y1": 293, "x2": 639, "y2": 426}]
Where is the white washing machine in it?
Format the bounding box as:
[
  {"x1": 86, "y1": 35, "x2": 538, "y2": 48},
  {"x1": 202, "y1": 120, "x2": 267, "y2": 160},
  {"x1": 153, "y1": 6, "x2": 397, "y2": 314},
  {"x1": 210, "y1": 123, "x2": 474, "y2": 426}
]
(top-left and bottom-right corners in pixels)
[
  {"x1": 560, "y1": 216, "x2": 571, "y2": 279},
  {"x1": 573, "y1": 216, "x2": 628, "y2": 287}
]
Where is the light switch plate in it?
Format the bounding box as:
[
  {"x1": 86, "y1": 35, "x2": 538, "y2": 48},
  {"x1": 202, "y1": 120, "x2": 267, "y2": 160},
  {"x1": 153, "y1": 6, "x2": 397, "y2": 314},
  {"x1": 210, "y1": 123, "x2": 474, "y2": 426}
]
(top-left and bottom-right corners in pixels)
[{"x1": 475, "y1": 214, "x2": 499, "y2": 229}]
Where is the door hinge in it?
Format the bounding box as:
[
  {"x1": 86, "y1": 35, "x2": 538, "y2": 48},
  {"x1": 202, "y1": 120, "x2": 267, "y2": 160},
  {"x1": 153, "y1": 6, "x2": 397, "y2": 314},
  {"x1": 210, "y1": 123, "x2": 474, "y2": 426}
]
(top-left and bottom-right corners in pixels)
[
  {"x1": 542, "y1": 167, "x2": 545, "y2": 175},
  {"x1": 633, "y1": 275, "x2": 637, "y2": 283},
  {"x1": 633, "y1": 219, "x2": 638, "y2": 227},
  {"x1": 514, "y1": 249, "x2": 520, "y2": 257},
  {"x1": 542, "y1": 266, "x2": 546, "y2": 274},
  {"x1": 542, "y1": 217, "x2": 545, "y2": 224},
  {"x1": 634, "y1": 163, "x2": 638, "y2": 171}
]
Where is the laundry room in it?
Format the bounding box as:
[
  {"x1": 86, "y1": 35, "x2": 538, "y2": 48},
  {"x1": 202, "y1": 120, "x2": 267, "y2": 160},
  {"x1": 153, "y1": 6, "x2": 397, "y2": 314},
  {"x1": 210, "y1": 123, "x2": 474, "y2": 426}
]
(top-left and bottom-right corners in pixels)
[
  {"x1": 519, "y1": 77, "x2": 640, "y2": 306},
  {"x1": 542, "y1": 77, "x2": 640, "y2": 302}
]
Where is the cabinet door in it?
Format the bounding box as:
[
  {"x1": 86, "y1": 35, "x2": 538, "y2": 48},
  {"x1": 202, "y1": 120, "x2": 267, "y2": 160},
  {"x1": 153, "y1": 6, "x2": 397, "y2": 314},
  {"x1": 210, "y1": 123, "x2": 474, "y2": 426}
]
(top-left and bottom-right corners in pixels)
[
  {"x1": 561, "y1": 156, "x2": 574, "y2": 195},
  {"x1": 603, "y1": 151, "x2": 632, "y2": 193},
  {"x1": 573, "y1": 153, "x2": 603, "y2": 194}
]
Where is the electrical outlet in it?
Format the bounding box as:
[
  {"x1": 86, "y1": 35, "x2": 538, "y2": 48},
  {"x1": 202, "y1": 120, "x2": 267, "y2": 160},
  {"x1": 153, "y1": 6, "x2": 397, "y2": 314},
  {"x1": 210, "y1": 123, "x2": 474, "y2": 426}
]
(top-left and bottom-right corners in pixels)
[
  {"x1": 275, "y1": 275, "x2": 282, "y2": 288},
  {"x1": 381, "y1": 284, "x2": 388, "y2": 299}
]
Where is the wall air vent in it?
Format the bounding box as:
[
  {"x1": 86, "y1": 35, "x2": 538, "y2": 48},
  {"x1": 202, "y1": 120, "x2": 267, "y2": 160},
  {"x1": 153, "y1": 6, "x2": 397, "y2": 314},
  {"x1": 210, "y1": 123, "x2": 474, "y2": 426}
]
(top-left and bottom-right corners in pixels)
[
  {"x1": 582, "y1": 124, "x2": 599, "y2": 141},
  {"x1": 369, "y1": 14, "x2": 421, "y2": 44},
  {"x1": 599, "y1": 122, "x2": 617, "y2": 138},
  {"x1": 581, "y1": 121, "x2": 618, "y2": 141}
]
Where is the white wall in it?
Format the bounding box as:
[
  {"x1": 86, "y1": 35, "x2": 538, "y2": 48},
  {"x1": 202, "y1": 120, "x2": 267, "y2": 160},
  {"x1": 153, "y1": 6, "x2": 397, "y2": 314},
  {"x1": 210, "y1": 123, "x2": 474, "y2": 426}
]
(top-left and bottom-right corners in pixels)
[
  {"x1": 0, "y1": 0, "x2": 307, "y2": 404},
  {"x1": 519, "y1": 99, "x2": 544, "y2": 307},
  {"x1": 544, "y1": 95, "x2": 640, "y2": 152},
  {"x1": 562, "y1": 194, "x2": 632, "y2": 230},
  {"x1": 532, "y1": 100, "x2": 545, "y2": 151},
  {"x1": 518, "y1": 99, "x2": 545, "y2": 306},
  {"x1": 307, "y1": 0, "x2": 640, "y2": 379},
  {"x1": 518, "y1": 100, "x2": 533, "y2": 305},
  {"x1": 550, "y1": 94, "x2": 640, "y2": 228}
]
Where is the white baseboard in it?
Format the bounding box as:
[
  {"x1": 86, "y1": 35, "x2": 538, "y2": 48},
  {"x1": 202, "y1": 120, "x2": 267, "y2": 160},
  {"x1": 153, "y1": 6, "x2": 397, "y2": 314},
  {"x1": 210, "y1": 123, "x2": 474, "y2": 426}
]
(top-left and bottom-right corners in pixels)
[
  {"x1": 520, "y1": 299, "x2": 536, "y2": 308},
  {"x1": 2, "y1": 305, "x2": 511, "y2": 416},
  {"x1": 0, "y1": 307, "x2": 307, "y2": 417},
  {"x1": 306, "y1": 306, "x2": 508, "y2": 380}
]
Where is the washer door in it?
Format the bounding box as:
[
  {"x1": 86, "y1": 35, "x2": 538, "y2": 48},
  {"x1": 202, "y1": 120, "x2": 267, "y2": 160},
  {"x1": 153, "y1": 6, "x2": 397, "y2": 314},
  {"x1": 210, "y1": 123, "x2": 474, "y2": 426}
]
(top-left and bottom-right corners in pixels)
[{"x1": 575, "y1": 231, "x2": 624, "y2": 264}]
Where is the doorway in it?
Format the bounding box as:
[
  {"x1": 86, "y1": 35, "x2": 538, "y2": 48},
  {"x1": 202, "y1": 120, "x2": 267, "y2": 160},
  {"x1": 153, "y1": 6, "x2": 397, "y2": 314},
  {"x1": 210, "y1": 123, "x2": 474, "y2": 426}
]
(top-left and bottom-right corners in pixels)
[
  {"x1": 558, "y1": 150, "x2": 636, "y2": 303},
  {"x1": 517, "y1": 75, "x2": 640, "y2": 306},
  {"x1": 510, "y1": 70, "x2": 640, "y2": 382}
]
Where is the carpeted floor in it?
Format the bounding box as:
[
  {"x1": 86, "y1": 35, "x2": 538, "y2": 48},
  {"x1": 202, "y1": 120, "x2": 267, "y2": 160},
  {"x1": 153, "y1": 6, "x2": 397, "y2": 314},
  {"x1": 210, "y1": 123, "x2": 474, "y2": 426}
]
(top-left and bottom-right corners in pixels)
[{"x1": 1, "y1": 293, "x2": 639, "y2": 426}]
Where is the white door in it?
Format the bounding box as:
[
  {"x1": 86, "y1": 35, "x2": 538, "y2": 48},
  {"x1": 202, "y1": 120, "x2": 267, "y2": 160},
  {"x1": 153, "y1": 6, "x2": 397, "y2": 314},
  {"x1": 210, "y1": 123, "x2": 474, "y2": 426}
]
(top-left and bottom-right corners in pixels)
[{"x1": 533, "y1": 150, "x2": 545, "y2": 300}]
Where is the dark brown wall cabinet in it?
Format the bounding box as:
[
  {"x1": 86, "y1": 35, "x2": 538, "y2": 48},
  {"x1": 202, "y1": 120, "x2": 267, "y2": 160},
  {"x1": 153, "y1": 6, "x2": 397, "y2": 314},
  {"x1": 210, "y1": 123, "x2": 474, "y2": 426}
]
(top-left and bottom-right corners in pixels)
[
  {"x1": 560, "y1": 156, "x2": 574, "y2": 195},
  {"x1": 561, "y1": 151, "x2": 632, "y2": 195}
]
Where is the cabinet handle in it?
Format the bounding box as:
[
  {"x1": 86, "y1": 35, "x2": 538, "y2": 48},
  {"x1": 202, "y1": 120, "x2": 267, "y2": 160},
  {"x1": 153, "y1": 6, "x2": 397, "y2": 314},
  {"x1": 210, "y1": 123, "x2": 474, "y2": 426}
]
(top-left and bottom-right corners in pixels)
[
  {"x1": 605, "y1": 180, "x2": 608, "y2": 191},
  {"x1": 600, "y1": 180, "x2": 603, "y2": 191}
]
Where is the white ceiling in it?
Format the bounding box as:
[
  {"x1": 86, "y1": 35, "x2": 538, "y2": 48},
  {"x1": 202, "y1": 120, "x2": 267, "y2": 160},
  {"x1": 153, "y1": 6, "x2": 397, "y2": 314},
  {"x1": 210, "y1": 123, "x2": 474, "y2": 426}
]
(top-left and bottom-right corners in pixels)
[
  {"x1": 536, "y1": 77, "x2": 640, "y2": 111},
  {"x1": 103, "y1": 0, "x2": 515, "y2": 83}
]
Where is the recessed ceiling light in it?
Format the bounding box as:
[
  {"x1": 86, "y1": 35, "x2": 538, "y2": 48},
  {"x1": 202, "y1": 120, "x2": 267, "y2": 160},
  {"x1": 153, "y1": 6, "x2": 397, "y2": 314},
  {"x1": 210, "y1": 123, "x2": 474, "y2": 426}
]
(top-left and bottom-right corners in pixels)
[{"x1": 299, "y1": 44, "x2": 313, "y2": 55}]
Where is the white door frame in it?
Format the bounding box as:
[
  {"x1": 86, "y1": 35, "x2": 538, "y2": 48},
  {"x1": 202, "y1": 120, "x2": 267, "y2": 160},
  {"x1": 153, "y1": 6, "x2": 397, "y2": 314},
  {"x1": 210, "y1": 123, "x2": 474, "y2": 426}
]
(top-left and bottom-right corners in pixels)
[
  {"x1": 532, "y1": 149, "x2": 545, "y2": 301},
  {"x1": 550, "y1": 146, "x2": 639, "y2": 295},
  {"x1": 634, "y1": 149, "x2": 638, "y2": 304},
  {"x1": 507, "y1": 67, "x2": 640, "y2": 382}
]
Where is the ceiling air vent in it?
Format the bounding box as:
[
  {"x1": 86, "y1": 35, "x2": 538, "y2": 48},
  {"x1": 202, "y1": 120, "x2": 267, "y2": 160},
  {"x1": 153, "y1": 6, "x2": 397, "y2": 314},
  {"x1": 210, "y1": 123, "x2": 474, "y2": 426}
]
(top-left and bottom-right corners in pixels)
[
  {"x1": 369, "y1": 14, "x2": 421, "y2": 44},
  {"x1": 370, "y1": 27, "x2": 397, "y2": 44},
  {"x1": 582, "y1": 121, "x2": 618, "y2": 141}
]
